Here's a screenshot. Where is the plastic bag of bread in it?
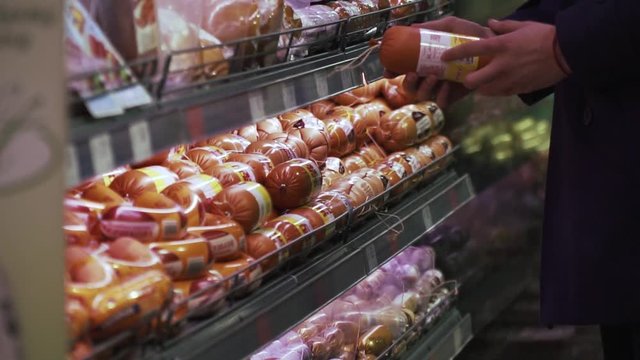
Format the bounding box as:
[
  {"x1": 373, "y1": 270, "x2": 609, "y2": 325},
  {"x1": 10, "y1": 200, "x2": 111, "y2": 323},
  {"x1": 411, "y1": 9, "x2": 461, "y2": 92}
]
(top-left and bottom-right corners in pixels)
[
  {"x1": 373, "y1": 103, "x2": 433, "y2": 152},
  {"x1": 281, "y1": 4, "x2": 341, "y2": 60}
]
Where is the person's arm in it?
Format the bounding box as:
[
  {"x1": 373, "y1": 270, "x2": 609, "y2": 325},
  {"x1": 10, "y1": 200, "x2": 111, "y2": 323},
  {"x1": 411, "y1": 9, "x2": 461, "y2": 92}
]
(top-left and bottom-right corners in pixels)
[{"x1": 556, "y1": 0, "x2": 640, "y2": 88}]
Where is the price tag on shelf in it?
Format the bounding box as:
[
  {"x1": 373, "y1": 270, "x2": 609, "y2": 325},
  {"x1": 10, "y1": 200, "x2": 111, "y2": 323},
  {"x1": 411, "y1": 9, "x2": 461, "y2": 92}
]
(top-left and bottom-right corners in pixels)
[
  {"x1": 422, "y1": 205, "x2": 433, "y2": 230},
  {"x1": 364, "y1": 244, "x2": 377, "y2": 272},
  {"x1": 129, "y1": 120, "x2": 152, "y2": 162},
  {"x1": 314, "y1": 73, "x2": 328, "y2": 98},
  {"x1": 89, "y1": 133, "x2": 115, "y2": 175},
  {"x1": 340, "y1": 70, "x2": 352, "y2": 90},
  {"x1": 281, "y1": 82, "x2": 297, "y2": 110},
  {"x1": 248, "y1": 90, "x2": 266, "y2": 121},
  {"x1": 65, "y1": 145, "x2": 80, "y2": 187},
  {"x1": 453, "y1": 325, "x2": 464, "y2": 351}
]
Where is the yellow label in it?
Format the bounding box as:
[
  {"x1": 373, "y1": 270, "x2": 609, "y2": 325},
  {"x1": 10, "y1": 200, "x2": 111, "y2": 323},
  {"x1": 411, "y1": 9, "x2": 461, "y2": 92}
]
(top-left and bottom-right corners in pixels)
[{"x1": 138, "y1": 166, "x2": 176, "y2": 193}]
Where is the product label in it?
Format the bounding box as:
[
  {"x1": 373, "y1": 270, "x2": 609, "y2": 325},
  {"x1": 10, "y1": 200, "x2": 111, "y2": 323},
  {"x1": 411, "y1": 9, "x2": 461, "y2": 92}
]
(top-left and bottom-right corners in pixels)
[
  {"x1": 244, "y1": 183, "x2": 273, "y2": 225},
  {"x1": 390, "y1": 161, "x2": 407, "y2": 178},
  {"x1": 417, "y1": 145, "x2": 437, "y2": 161},
  {"x1": 404, "y1": 154, "x2": 422, "y2": 173},
  {"x1": 100, "y1": 219, "x2": 159, "y2": 240},
  {"x1": 297, "y1": 160, "x2": 322, "y2": 196},
  {"x1": 325, "y1": 157, "x2": 346, "y2": 175},
  {"x1": 185, "y1": 256, "x2": 206, "y2": 277},
  {"x1": 428, "y1": 103, "x2": 445, "y2": 132},
  {"x1": 337, "y1": 119, "x2": 355, "y2": 142},
  {"x1": 417, "y1": 29, "x2": 479, "y2": 82},
  {"x1": 226, "y1": 163, "x2": 256, "y2": 183},
  {"x1": 184, "y1": 174, "x2": 223, "y2": 199},
  {"x1": 138, "y1": 166, "x2": 176, "y2": 193},
  {"x1": 255, "y1": 228, "x2": 289, "y2": 263},
  {"x1": 161, "y1": 219, "x2": 180, "y2": 239},
  {"x1": 280, "y1": 214, "x2": 314, "y2": 249},
  {"x1": 205, "y1": 232, "x2": 240, "y2": 258},
  {"x1": 311, "y1": 204, "x2": 337, "y2": 238},
  {"x1": 415, "y1": 116, "x2": 433, "y2": 140}
]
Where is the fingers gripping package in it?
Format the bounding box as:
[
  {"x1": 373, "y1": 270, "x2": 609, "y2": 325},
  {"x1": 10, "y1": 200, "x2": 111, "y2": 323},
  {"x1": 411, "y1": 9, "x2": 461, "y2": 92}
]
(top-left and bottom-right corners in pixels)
[{"x1": 62, "y1": 75, "x2": 455, "y2": 353}]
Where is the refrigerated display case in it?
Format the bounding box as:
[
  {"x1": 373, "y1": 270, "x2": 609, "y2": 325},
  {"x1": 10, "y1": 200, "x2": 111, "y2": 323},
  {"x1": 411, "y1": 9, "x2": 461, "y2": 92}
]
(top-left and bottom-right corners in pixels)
[{"x1": 2, "y1": 0, "x2": 553, "y2": 359}]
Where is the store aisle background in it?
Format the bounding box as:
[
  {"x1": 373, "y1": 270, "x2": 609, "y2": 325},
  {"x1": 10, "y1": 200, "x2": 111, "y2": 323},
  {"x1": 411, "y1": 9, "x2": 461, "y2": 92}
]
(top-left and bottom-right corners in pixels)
[{"x1": 457, "y1": 279, "x2": 603, "y2": 360}]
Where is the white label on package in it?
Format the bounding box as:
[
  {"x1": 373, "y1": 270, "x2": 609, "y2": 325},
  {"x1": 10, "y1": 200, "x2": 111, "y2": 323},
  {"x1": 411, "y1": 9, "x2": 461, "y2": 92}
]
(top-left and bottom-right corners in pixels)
[
  {"x1": 417, "y1": 29, "x2": 451, "y2": 77},
  {"x1": 89, "y1": 133, "x2": 115, "y2": 174},
  {"x1": 129, "y1": 120, "x2": 153, "y2": 162},
  {"x1": 416, "y1": 116, "x2": 432, "y2": 139}
]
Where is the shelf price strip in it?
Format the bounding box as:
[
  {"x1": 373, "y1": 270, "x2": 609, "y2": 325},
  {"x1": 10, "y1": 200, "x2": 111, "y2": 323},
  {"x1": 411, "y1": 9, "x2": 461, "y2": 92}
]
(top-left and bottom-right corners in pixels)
[
  {"x1": 314, "y1": 72, "x2": 329, "y2": 98},
  {"x1": 65, "y1": 145, "x2": 80, "y2": 186},
  {"x1": 249, "y1": 90, "x2": 266, "y2": 121},
  {"x1": 89, "y1": 133, "x2": 115, "y2": 175},
  {"x1": 129, "y1": 120, "x2": 153, "y2": 162},
  {"x1": 280, "y1": 82, "x2": 297, "y2": 110}
]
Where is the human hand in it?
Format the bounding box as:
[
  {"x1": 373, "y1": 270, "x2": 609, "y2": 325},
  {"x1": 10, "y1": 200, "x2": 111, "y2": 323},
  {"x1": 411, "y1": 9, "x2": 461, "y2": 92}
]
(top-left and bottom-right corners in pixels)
[
  {"x1": 441, "y1": 19, "x2": 570, "y2": 96},
  {"x1": 384, "y1": 16, "x2": 495, "y2": 108}
]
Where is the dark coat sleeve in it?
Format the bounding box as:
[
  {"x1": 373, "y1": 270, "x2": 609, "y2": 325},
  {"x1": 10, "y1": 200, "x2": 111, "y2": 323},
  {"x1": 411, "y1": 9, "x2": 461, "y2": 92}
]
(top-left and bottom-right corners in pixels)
[{"x1": 555, "y1": 0, "x2": 640, "y2": 88}]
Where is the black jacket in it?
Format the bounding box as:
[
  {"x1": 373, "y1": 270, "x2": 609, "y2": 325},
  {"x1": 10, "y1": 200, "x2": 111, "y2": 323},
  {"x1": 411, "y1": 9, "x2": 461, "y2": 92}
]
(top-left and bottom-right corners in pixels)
[{"x1": 508, "y1": 0, "x2": 640, "y2": 324}]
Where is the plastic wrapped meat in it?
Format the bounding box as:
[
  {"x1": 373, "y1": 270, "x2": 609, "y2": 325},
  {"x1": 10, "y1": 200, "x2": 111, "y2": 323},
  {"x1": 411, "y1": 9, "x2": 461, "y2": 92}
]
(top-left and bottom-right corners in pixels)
[{"x1": 281, "y1": 4, "x2": 341, "y2": 59}]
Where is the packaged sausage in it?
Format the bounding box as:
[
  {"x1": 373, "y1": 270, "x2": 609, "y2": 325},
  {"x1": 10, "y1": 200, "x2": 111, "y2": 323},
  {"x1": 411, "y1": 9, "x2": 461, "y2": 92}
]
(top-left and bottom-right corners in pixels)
[
  {"x1": 226, "y1": 153, "x2": 275, "y2": 184},
  {"x1": 172, "y1": 272, "x2": 226, "y2": 320},
  {"x1": 205, "y1": 162, "x2": 257, "y2": 187},
  {"x1": 264, "y1": 213, "x2": 314, "y2": 253},
  {"x1": 315, "y1": 190, "x2": 353, "y2": 231},
  {"x1": 373, "y1": 103, "x2": 432, "y2": 152},
  {"x1": 281, "y1": 4, "x2": 341, "y2": 59},
  {"x1": 184, "y1": 146, "x2": 230, "y2": 173},
  {"x1": 289, "y1": 201, "x2": 337, "y2": 242},
  {"x1": 162, "y1": 158, "x2": 202, "y2": 179},
  {"x1": 236, "y1": 124, "x2": 260, "y2": 143},
  {"x1": 80, "y1": 182, "x2": 126, "y2": 206},
  {"x1": 193, "y1": 134, "x2": 251, "y2": 153},
  {"x1": 354, "y1": 100, "x2": 392, "y2": 147},
  {"x1": 98, "y1": 192, "x2": 188, "y2": 242},
  {"x1": 322, "y1": 105, "x2": 357, "y2": 123},
  {"x1": 131, "y1": 145, "x2": 189, "y2": 169},
  {"x1": 64, "y1": 211, "x2": 94, "y2": 247},
  {"x1": 324, "y1": 119, "x2": 356, "y2": 157},
  {"x1": 162, "y1": 174, "x2": 223, "y2": 215},
  {"x1": 265, "y1": 158, "x2": 323, "y2": 210},
  {"x1": 64, "y1": 197, "x2": 106, "y2": 226},
  {"x1": 342, "y1": 154, "x2": 368, "y2": 174},
  {"x1": 245, "y1": 139, "x2": 297, "y2": 166},
  {"x1": 423, "y1": 135, "x2": 452, "y2": 157},
  {"x1": 380, "y1": 26, "x2": 486, "y2": 82},
  {"x1": 307, "y1": 100, "x2": 336, "y2": 119},
  {"x1": 208, "y1": 252, "x2": 263, "y2": 296},
  {"x1": 209, "y1": 182, "x2": 274, "y2": 233},
  {"x1": 381, "y1": 76, "x2": 416, "y2": 109},
  {"x1": 357, "y1": 143, "x2": 387, "y2": 166},
  {"x1": 267, "y1": 132, "x2": 310, "y2": 159},
  {"x1": 246, "y1": 228, "x2": 291, "y2": 271},
  {"x1": 287, "y1": 127, "x2": 330, "y2": 166},
  {"x1": 331, "y1": 175, "x2": 379, "y2": 217},
  {"x1": 321, "y1": 157, "x2": 347, "y2": 191},
  {"x1": 65, "y1": 247, "x2": 117, "y2": 304},
  {"x1": 99, "y1": 237, "x2": 165, "y2": 279},
  {"x1": 110, "y1": 166, "x2": 179, "y2": 199},
  {"x1": 149, "y1": 237, "x2": 214, "y2": 280},
  {"x1": 258, "y1": 118, "x2": 286, "y2": 138},
  {"x1": 415, "y1": 101, "x2": 445, "y2": 134},
  {"x1": 188, "y1": 214, "x2": 246, "y2": 261},
  {"x1": 278, "y1": 109, "x2": 325, "y2": 131},
  {"x1": 332, "y1": 82, "x2": 380, "y2": 107},
  {"x1": 88, "y1": 270, "x2": 172, "y2": 339},
  {"x1": 70, "y1": 166, "x2": 129, "y2": 196},
  {"x1": 202, "y1": 0, "x2": 260, "y2": 64}
]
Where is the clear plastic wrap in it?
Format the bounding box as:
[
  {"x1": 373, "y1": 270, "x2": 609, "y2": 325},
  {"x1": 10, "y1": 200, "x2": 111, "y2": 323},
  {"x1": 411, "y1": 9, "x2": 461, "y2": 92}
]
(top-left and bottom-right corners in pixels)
[{"x1": 281, "y1": 3, "x2": 341, "y2": 60}]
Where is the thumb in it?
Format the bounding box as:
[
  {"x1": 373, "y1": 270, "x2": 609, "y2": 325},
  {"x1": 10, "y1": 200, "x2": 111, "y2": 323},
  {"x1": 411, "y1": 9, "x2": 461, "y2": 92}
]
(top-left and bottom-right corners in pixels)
[{"x1": 488, "y1": 19, "x2": 525, "y2": 34}]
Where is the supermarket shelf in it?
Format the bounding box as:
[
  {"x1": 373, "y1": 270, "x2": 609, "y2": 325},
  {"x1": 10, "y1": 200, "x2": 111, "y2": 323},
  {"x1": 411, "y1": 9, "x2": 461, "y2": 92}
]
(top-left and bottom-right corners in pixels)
[
  {"x1": 147, "y1": 171, "x2": 475, "y2": 360},
  {"x1": 399, "y1": 308, "x2": 473, "y2": 360},
  {"x1": 65, "y1": 44, "x2": 384, "y2": 186}
]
